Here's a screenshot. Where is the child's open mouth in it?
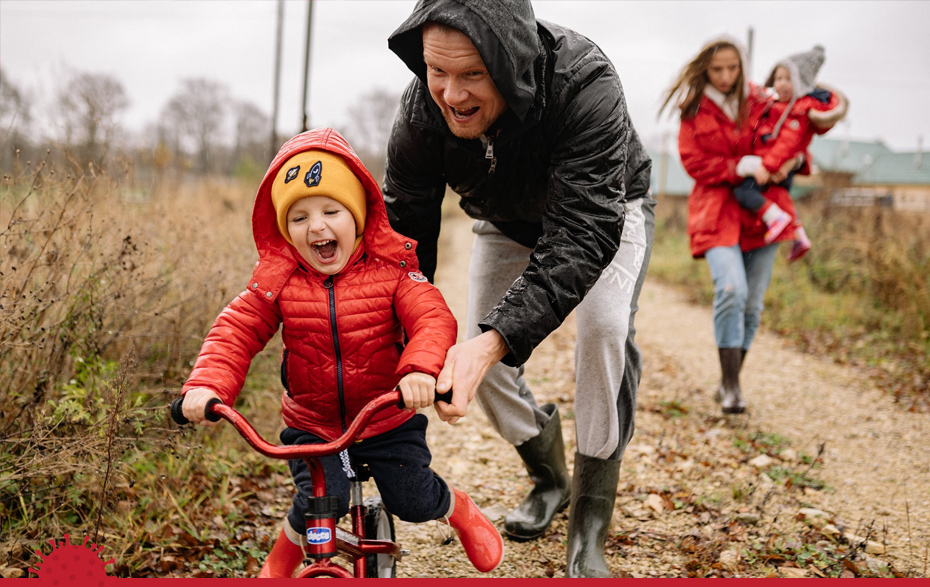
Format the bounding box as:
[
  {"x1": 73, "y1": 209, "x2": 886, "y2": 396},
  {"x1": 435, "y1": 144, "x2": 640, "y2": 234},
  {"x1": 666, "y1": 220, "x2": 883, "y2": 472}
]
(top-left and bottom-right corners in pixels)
[{"x1": 312, "y1": 240, "x2": 338, "y2": 261}]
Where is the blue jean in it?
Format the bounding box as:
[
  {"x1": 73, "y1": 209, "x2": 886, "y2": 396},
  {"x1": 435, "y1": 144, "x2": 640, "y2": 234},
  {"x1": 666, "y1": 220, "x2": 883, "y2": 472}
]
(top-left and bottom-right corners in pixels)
[
  {"x1": 733, "y1": 171, "x2": 797, "y2": 214},
  {"x1": 704, "y1": 243, "x2": 779, "y2": 349}
]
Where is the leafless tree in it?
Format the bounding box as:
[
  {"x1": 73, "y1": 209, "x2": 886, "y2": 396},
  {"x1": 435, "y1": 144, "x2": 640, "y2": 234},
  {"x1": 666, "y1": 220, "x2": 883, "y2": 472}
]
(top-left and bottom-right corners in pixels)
[
  {"x1": 161, "y1": 78, "x2": 229, "y2": 175},
  {"x1": 1, "y1": 69, "x2": 31, "y2": 137},
  {"x1": 233, "y1": 100, "x2": 271, "y2": 171},
  {"x1": 57, "y1": 71, "x2": 129, "y2": 169},
  {"x1": 0, "y1": 69, "x2": 34, "y2": 174},
  {"x1": 340, "y1": 87, "x2": 401, "y2": 179}
]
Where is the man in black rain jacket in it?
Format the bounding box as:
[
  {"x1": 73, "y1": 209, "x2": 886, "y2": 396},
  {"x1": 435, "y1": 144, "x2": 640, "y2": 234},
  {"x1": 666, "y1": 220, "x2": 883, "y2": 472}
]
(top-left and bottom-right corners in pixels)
[{"x1": 383, "y1": 0, "x2": 655, "y2": 577}]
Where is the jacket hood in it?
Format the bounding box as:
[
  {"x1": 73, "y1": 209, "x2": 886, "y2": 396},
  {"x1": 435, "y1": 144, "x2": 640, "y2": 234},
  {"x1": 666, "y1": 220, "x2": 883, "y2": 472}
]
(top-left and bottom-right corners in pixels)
[
  {"x1": 251, "y1": 128, "x2": 420, "y2": 298},
  {"x1": 387, "y1": 0, "x2": 539, "y2": 122},
  {"x1": 764, "y1": 46, "x2": 826, "y2": 141},
  {"x1": 703, "y1": 33, "x2": 752, "y2": 96},
  {"x1": 765, "y1": 45, "x2": 825, "y2": 100}
]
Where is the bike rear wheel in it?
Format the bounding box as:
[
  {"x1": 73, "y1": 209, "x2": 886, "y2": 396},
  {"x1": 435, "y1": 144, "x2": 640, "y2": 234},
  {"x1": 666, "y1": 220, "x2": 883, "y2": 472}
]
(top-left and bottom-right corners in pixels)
[{"x1": 363, "y1": 496, "x2": 396, "y2": 578}]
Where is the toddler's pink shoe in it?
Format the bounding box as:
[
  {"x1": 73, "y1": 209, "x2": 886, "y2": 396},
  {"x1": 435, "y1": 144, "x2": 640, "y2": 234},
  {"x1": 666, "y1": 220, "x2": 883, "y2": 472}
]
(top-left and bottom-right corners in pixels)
[
  {"x1": 763, "y1": 210, "x2": 792, "y2": 244},
  {"x1": 787, "y1": 227, "x2": 812, "y2": 262}
]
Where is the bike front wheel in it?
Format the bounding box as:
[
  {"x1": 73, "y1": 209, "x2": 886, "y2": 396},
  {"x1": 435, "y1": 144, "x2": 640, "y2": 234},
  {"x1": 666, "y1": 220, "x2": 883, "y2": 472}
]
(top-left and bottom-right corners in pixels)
[{"x1": 363, "y1": 496, "x2": 396, "y2": 578}]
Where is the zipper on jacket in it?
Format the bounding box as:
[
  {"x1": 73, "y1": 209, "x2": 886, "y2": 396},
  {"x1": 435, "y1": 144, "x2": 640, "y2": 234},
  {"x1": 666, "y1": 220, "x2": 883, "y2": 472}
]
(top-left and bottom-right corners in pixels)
[
  {"x1": 280, "y1": 348, "x2": 293, "y2": 398},
  {"x1": 482, "y1": 132, "x2": 498, "y2": 175},
  {"x1": 324, "y1": 275, "x2": 348, "y2": 433}
]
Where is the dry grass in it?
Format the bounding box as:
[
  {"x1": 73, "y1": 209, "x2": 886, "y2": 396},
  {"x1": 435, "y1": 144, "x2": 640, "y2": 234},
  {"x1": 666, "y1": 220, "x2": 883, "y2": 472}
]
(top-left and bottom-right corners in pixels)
[
  {"x1": 648, "y1": 195, "x2": 930, "y2": 408},
  {"x1": 0, "y1": 149, "x2": 264, "y2": 573},
  {"x1": 3, "y1": 151, "x2": 926, "y2": 577}
]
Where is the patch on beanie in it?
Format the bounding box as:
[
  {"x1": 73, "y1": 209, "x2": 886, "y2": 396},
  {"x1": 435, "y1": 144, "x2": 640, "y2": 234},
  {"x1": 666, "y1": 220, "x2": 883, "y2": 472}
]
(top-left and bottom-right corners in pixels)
[
  {"x1": 284, "y1": 165, "x2": 300, "y2": 184},
  {"x1": 304, "y1": 160, "x2": 322, "y2": 188}
]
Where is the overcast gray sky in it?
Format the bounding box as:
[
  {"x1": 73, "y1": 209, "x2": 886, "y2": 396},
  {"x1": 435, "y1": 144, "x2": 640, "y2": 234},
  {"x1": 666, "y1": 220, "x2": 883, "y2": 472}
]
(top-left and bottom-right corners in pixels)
[{"x1": 2, "y1": 0, "x2": 929, "y2": 152}]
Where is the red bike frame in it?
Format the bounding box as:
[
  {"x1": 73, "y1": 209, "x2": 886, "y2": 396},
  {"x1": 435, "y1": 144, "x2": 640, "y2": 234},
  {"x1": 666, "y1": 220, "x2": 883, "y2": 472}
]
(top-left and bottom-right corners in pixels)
[{"x1": 200, "y1": 392, "x2": 407, "y2": 578}]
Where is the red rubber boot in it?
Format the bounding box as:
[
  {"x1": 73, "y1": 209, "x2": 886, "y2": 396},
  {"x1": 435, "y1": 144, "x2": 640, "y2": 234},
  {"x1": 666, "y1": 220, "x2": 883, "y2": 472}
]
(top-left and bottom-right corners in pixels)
[
  {"x1": 258, "y1": 527, "x2": 305, "y2": 578},
  {"x1": 445, "y1": 487, "x2": 504, "y2": 573}
]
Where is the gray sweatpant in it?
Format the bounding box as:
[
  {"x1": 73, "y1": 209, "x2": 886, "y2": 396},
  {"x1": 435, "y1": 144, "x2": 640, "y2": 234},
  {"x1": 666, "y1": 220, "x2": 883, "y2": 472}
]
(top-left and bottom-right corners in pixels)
[{"x1": 469, "y1": 196, "x2": 655, "y2": 460}]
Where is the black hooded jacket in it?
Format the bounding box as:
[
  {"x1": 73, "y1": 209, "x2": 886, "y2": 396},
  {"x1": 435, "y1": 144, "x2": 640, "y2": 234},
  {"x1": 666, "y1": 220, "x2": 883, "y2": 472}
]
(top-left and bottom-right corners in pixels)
[{"x1": 383, "y1": 0, "x2": 652, "y2": 367}]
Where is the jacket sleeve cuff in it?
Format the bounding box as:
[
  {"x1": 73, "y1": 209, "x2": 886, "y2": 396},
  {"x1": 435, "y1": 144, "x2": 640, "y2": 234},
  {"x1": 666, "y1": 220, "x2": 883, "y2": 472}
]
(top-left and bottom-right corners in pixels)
[{"x1": 478, "y1": 322, "x2": 521, "y2": 367}]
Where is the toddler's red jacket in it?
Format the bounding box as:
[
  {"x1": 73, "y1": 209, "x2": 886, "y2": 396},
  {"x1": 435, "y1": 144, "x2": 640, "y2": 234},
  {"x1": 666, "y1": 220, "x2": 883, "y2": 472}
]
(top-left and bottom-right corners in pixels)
[{"x1": 183, "y1": 129, "x2": 457, "y2": 441}]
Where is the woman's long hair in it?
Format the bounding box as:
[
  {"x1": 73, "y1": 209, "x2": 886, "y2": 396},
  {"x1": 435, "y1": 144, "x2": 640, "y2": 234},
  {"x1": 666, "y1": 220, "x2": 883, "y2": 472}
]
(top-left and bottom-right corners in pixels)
[{"x1": 659, "y1": 39, "x2": 747, "y2": 125}]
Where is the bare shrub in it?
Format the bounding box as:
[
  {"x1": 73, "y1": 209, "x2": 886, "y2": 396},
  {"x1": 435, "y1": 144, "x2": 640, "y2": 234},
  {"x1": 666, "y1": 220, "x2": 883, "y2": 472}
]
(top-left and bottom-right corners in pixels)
[{"x1": 0, "y1": 146, "x2": 258, "y2": 562}]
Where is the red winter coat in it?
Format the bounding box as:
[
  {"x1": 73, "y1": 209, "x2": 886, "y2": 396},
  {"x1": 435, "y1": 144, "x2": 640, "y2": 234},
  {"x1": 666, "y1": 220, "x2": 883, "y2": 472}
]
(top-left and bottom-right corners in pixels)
[
  {"x1": 756, "y1": 91, "x2": 844, "y2": 174},
  {"x1": 738, "y1": 90, "x2": 844, "y2": 250},
  {"x1": 678, "y1": 86, "x2": 774, "y2": 258},
  {"x1": 183, "y1": 129, "x2": 457, "y2": 441}
]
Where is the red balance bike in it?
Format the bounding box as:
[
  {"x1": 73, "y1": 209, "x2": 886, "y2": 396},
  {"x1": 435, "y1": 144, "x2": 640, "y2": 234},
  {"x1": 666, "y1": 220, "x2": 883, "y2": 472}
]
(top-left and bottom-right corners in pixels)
[{"x1": 170, "y1": 389, "x2": 451, "y2": 578}]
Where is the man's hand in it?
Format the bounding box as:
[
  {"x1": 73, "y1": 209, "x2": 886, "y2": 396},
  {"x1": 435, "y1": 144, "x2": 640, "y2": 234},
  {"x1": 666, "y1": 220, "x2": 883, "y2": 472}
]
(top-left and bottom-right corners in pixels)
[
  {"x1": 398, "y1": 372, "x2": 437, "y2": 412},
  {"x1": 435, "y1": 329, "x2": 509, "y2": 425},
  {"x1": 182, "y1": 388, "x2": 222, "y2": 426}
]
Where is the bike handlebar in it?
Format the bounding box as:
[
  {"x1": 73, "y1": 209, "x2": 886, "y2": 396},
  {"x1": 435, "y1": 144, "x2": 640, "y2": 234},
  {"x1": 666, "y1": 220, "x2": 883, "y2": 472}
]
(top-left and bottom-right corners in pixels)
[{"x1": 169, "y1": 389, "x2": 453, "y2": 460}]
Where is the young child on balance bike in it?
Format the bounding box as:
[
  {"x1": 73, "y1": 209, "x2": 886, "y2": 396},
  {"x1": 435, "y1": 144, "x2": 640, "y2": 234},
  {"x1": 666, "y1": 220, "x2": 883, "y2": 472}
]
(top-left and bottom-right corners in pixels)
[{"x1": 180, "y1": 128, "x2": 504, "y2": 577}]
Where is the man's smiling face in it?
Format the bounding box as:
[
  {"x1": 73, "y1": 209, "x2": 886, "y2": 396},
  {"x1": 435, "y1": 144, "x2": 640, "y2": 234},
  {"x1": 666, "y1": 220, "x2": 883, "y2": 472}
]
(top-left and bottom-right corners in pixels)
[{"x1": 422, "y1": 22, "x2": 507, "y2": 140}]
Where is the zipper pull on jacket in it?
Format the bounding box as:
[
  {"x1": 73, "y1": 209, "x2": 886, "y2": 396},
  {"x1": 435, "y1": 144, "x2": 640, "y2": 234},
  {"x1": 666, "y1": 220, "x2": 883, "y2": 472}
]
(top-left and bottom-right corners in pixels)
[{"x1": 483, "y1": 133, "x2": 498, "y2": 175}]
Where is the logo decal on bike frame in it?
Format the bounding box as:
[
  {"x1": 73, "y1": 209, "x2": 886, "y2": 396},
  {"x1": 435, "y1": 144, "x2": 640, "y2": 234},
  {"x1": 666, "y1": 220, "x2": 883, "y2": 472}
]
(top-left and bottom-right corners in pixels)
[{"x1": 307, "y1": 527, "x2": 333, "y2": 544}]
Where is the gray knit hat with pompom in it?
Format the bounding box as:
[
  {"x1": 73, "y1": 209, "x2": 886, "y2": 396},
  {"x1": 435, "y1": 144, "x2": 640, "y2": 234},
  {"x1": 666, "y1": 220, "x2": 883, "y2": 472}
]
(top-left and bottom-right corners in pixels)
[
  {"x1": 765, "y1": 45, "x2": 825, "y2": 98},
  {"x1": 765, "y1": 45, "x2": 826, "y2": 140}
]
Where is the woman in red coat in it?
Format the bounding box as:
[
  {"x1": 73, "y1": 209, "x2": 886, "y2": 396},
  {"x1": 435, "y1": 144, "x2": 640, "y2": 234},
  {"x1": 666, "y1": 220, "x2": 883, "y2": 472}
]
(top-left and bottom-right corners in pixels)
[
  {"x1": 180, "y1": 128, "x2": 503, "y2": 576},
  {"x1": 661, "y1": 37, "x2": 800, "y2": 414}
]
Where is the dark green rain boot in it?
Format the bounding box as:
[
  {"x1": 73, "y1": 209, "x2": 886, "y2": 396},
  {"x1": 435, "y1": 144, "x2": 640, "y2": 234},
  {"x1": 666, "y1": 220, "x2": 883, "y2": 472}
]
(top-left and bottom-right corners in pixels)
[
  {"x1": 565, "y1": 452, "x2": 622, "y2": 578},
  {"x1": 503, "y1": 403, "x2": 571, "y2": 541},
  {"x1": 718, "y1": 347, "x2": 747, "y2": 414}
]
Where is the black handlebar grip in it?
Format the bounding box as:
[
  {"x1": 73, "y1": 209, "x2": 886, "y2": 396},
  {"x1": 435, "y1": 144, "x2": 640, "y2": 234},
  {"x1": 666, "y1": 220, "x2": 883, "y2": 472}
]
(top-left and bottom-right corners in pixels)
[
  {"x1": 397, "y1": 389, "x2": 454, "y2": 409},
  {"x1": 170, "y1": 397, "x2": 189, "y2": 426},
  {"x1": 170, "y1": 396, "x2": 223, "y2": 425},
  {"x1": 204, "y1": 398, "x2": 223, "y2": 422}
]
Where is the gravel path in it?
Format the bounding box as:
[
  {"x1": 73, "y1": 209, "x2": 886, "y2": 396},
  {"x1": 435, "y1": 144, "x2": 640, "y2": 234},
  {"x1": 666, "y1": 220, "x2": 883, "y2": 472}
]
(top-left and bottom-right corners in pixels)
[{"x1": 388, "y1": 210, "x2": 929, "y2": 578}]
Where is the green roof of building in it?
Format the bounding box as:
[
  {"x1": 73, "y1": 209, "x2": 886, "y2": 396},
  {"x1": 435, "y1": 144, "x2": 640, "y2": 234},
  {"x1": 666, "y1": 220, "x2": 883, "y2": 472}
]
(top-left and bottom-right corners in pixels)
[
  {"x1": 856, "y1": 152, "x2": 930, "y2": 185},
  {"x1": 808, "y1": 136, "x2": 894, "y2": 174}
]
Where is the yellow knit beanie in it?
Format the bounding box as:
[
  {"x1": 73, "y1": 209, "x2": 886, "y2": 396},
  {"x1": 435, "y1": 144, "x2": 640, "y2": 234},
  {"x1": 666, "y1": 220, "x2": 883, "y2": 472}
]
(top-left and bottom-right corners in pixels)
[{"x1": 271, "y1": 150, "x2": 367, "y2": 244}]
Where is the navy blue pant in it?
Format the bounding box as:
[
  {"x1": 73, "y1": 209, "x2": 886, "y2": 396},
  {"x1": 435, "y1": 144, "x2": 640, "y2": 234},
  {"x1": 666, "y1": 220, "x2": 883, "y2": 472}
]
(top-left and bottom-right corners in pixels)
[
  {"x1": 734, "y1": 171, "x2": 796, "y2": 213},
  {"x1": 281, "y1": 414, "x2": 451, "y2": 533}
]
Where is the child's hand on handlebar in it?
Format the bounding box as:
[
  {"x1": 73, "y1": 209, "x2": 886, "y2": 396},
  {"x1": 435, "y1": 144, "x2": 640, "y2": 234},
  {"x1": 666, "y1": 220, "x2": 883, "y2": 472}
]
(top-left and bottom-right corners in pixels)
[
  {"x1": 182, "y1": 388, "x2": 222, "y2": 426},
  {"x1": 398, "y1": 372, "x2": 437, "y2": 412}
]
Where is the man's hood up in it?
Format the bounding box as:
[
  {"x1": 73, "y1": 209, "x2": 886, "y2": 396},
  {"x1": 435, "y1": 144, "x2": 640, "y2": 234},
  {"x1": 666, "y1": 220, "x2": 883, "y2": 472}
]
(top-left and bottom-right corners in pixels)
[{"x1": 387, "y1": 0, "x2": 539, "y2": 122}]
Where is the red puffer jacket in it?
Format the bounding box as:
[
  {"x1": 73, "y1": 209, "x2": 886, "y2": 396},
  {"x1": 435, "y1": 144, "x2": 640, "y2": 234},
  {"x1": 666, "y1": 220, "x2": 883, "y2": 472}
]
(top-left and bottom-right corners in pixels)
[
  {"x1": 183, "y1": 129, "x2": 457, "y2": 441},
  {"x1": 678, "y1": 86, "x2": 771, "y2": 258},
  {"x1": 756, "y1": 90, "x2": 845, "y2": 174},
  {"x1": 738, "y1": 90, "x2": 845, "y2": 251}
]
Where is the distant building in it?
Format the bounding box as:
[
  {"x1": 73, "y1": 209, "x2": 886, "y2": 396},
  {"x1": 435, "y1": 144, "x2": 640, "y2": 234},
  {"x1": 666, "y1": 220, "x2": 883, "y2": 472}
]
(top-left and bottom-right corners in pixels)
[
  {"x1": 809, "y1": 137, "x2": 930, "y2": 212},
  {"x1": 649, "y1": 136, "x2": 930, "y2": 213},
  {"x1": 807, "y1": 137, "x2": 894, "y2": 176},
  {"x1": 649, "y1": 149, "x2": 693, "y2": 198}
]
